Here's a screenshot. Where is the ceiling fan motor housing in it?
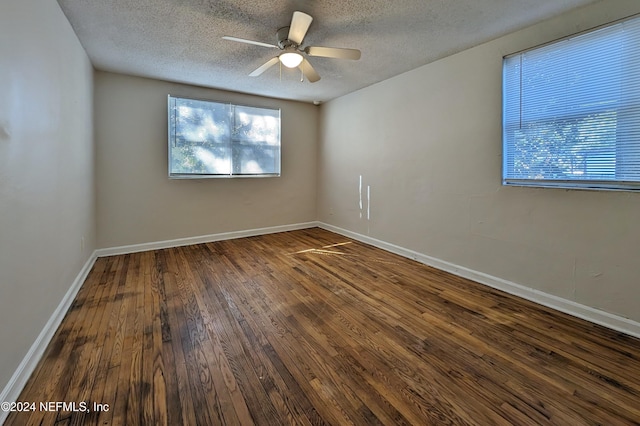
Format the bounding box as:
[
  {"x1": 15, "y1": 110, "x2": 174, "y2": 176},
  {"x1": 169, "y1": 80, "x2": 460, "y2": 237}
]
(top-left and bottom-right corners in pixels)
[{"x1": 276, "y1": 27, "x2": 297, "y2": 49}]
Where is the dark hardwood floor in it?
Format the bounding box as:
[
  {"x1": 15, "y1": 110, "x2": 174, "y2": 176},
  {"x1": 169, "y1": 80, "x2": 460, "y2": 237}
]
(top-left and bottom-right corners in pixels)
[{"x1": 6, "y1": 228, "x2": 640, "y2": 425}]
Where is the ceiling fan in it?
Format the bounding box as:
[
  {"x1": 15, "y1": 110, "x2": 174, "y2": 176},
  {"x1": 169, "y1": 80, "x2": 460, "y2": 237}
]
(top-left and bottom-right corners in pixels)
[{"x1": 223, "y1": 11, "x2": 361, "y2": 83}]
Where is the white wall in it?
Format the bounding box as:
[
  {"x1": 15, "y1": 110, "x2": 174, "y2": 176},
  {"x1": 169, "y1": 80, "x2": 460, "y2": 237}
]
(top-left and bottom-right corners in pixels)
[
  {"x1": 0, "y1": 0, "x2": 95, "y2": 394},
  {"x1": 95, "y1": 72, "x2": 318, "y2": 248},
  {"x1": 318, "y1": 0, "x2": 640, "y2": 323}
]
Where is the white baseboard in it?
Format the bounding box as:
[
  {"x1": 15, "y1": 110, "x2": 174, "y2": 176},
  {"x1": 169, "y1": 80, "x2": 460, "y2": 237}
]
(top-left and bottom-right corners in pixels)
[
  {"x1": 0, "y1": 252, "x2": 98, "y2": 425},
  {"x1": 318, "y1": 222, "x2": 640, "y2": 340},
  {"x1": 95, "y1": 222, "x2": 320, "y2": 257}
]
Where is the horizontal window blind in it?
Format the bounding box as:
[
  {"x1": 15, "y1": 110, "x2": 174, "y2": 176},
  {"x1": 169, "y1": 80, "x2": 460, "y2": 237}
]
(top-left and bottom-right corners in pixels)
[{"x1": 503, "y1": 15, "x2": 640, "y2": 191}]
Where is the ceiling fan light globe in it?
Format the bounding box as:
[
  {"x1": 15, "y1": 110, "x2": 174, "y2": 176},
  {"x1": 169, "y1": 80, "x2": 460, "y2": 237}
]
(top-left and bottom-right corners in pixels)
[{"x1": 279, "y1": 52, "x2": 303, "y2": 68}]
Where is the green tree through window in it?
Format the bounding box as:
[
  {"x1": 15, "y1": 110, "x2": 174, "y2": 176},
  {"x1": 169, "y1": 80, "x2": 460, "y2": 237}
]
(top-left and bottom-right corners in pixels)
[
  {"x1": 503, "y1": 16, "x2": 640, "y2": 191},
  {"x1": 168, "y1": 96, "x2": 281, "y2": 178}
]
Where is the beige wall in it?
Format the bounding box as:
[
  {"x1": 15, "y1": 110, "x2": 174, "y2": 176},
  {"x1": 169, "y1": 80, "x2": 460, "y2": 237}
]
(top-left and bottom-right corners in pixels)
[
  {"x1": 95, "y1": 72, "x2": 318, "y2": 248},
  {"x1": 0, "y1": 0, "x2": 95, "y2": 391},
  {"x1": 318, "y1": 0, "x2": 640, "y2": 322}
]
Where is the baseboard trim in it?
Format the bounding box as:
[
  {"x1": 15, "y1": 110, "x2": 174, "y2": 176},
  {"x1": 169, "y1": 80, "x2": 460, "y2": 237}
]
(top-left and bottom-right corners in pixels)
[
  {"x1": 0, "y1": 251, "x2": 98, "y2": 425},
  {"x1": 318, "y1": 222, "x2": 640, "y2": 340},
  {"x1": 95, "y1": 222, "x2": 320, "y2": 257}
]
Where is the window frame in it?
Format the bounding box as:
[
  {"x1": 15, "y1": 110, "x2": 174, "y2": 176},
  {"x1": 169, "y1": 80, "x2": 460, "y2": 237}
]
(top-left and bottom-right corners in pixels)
[
  {"x1": 502, "y1": 14, "x2": 640, "y2": 192},
  {"x1": 167, "y1": 95, "x2": 282, "y2": 179}
]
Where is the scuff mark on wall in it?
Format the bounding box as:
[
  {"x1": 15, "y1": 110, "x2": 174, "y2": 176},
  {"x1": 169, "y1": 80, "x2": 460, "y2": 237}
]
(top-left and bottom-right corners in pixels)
[
  {"x1": 367, "y1": 185, "x2": 371, "y2": 221},
  {"x1": 358, "y1": 175, "x2": 372, "y2": 233},
  {"x1": 367, "y1": 184, "x2": 371, "y2": 234},
  {"x1": 572, "y1": 258, "x2": 577, "y2": 300},
  {"x1": 359, "y1": 174, "x2": 363, "y2": 219}
]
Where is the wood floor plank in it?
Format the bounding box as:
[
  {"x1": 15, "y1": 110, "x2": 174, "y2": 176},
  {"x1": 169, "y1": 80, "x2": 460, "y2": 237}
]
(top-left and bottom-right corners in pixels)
[
  {"x1": 6, "y1": 228, "x2": 640, "y2": 425},
  {"x1": 20, "y1": 257, "x2": 111, "y2": 425},
  {"x1": 170, "y1": 247, "x2": 221, "y2": 425},
  {"x1": 92, "y1": 254, "x2": 130, "y2": 426},
  {"x1": 110, "y1": 252, "x2": 141, "y2": 425},
  {"x1": 158, "y1": 249, "x2": 198, "y2": 426}
]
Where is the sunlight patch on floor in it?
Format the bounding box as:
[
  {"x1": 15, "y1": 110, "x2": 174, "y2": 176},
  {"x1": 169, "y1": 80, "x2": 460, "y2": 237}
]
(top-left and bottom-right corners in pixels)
[{"x1": 289, "y1": 241, "x2": 397, "y2": 264}]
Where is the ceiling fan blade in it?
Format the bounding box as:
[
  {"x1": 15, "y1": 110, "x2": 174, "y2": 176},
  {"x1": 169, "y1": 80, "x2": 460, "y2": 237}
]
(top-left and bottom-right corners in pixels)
[
  {"x1": 288, "y1": 11, "x2": 313, "y2": 45},
  {"x1": 222, "y1": 36, "x2": 277, "y2": 49},
  {"x1": 249, "y1": 57, "x2": 280, "y2": 77},
  {"x1": 299, "y1": 58, "x2": 320, "y2": 83},
  {"x1": 305, "y1": 46, "x2": 361, "y2": 60}
]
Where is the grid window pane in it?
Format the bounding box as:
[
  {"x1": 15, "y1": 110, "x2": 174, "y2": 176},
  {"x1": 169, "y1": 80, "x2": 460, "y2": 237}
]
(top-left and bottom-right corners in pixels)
[{"x1": 169, "y1": 96, "x2": 281, "y2": 178}]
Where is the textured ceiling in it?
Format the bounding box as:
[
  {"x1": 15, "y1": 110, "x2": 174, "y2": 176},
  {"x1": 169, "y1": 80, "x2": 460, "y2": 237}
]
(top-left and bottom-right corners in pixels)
[{"x1": 57, "y1": 0, "x2": 599, "y2": 103}]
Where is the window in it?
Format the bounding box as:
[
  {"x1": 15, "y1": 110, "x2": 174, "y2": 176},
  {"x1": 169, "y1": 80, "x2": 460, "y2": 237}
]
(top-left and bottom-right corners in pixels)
[
  {"x1": 168, "y1": 95, "x2": 281, "y2": 178},
  {"x1": 502, "y1": 15, "x2": 640, "y2": 191}
]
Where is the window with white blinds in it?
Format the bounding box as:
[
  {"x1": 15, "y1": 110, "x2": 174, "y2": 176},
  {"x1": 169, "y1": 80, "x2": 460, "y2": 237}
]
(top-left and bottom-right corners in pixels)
[
  {"x1": 502, "y1": 15, "x2": 640, "y2": 191},
  {"x1": 168, "y1": 95, "x2": 281, "y2": 178}
]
